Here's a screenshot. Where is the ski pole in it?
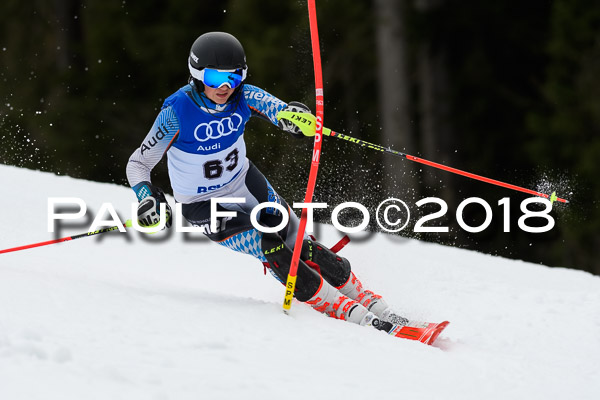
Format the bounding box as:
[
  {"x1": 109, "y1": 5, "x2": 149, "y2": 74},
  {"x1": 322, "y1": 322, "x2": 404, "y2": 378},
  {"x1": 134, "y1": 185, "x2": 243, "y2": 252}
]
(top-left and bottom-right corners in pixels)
[
  {"x1": 0, "y1": 220, "x2": 133, "y2": 255},
  {"x1": 277, "y1": 111, "x2": 569, "y2": 204}
]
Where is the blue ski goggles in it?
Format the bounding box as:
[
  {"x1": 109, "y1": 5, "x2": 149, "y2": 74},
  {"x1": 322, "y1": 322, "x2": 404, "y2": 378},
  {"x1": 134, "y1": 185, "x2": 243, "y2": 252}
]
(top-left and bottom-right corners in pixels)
[{"x1": 189, "y1": 61, "x2": 247, "y2": 89}]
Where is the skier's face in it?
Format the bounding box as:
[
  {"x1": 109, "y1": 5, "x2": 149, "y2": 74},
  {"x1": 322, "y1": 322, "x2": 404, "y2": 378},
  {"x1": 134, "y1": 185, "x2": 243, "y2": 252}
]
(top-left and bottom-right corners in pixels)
[{"x1": 204, "y1": 84, "x2": 234, "y2": 104}]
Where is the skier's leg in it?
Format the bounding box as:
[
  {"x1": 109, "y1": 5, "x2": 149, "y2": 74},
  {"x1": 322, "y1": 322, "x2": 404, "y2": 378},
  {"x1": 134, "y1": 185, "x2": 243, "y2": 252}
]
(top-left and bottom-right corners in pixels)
[
  {"x1": 181, "y1": 198, "x2": 269, "y2": 261},
  {"x1": 180, "y1": 161, "x2": 302, "y2": 263},
  {"x1": 240, "y1": 161, "x2": 304, "y2": 249},
  {"x1": 180, "y1": 161, "x2": 399, "y2": 328},
  {"x1": 300, "y1": 238, "x2": 408, "y2": 325},
  {"x1": 262, "y1": 232, "x2": 380, "y2": 326}
]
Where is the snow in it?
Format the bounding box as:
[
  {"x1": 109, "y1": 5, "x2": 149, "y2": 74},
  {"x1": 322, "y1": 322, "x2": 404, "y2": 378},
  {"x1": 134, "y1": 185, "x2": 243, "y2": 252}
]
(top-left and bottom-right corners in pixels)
[{"x1": 1, "y1": 164, "x2": 599, "y2": 400}]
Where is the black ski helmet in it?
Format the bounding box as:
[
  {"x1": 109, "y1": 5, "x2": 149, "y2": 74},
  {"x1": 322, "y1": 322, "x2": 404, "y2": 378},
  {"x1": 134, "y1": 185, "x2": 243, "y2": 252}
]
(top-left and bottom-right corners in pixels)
[{"x1": 188, "y1": 32, "x2": 247, "y2": 80}]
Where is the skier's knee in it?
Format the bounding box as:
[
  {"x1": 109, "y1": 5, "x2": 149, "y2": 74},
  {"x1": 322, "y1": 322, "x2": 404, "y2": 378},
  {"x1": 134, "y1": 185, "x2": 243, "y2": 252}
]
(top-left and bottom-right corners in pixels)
[
  {"x1": 261, "y1": 232, "x2": 322, "y2": 302},
  {"x1": 300, "y1": 238, "x2": 351, "y2": 288}
]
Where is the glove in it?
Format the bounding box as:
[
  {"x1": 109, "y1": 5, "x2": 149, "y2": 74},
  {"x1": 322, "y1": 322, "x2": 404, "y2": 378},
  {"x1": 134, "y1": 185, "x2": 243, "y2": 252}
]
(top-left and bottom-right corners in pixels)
[
  {"x1": 133, "y1": 182, "x2": 172, "y2": 229},
  {"x1": 278, "y1": 101, "x2": 312, "y2": 139}
]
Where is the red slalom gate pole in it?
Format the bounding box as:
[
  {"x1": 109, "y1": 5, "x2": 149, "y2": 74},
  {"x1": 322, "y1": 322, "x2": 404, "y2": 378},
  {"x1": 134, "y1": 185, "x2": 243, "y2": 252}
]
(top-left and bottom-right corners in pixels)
[{"x1": 282, "y1": 0, "x2": 324, "y2": 313}]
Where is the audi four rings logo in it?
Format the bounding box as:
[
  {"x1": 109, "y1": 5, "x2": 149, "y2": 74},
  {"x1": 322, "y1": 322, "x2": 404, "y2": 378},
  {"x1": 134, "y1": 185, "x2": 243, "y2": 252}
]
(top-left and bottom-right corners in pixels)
[{"x1": 194, "y1": 114, "x2": 243, "y2": 142}]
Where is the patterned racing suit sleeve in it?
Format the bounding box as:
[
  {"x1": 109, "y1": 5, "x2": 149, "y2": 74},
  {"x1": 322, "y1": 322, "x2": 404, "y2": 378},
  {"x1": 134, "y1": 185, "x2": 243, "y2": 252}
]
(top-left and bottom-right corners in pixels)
[
  {"x1": 243, "y1": 84, "x2": 288, "y2": 127},
  {"x1": 126, "y1": 106, "x2": 180, "y2": 191}
]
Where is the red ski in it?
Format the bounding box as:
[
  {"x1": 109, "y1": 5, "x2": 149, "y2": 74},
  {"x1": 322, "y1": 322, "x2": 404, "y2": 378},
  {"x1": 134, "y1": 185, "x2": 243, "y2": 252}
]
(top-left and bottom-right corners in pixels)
[{"x1": 387, "y1": 320, "x2": 450, "y2": 345}]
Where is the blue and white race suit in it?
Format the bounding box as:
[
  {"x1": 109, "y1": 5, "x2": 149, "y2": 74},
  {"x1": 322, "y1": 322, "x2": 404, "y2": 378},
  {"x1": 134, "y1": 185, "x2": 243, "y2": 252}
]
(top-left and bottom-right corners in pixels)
[{"x1": 126, "y1": 82, "x2": 303, "y2": 260}]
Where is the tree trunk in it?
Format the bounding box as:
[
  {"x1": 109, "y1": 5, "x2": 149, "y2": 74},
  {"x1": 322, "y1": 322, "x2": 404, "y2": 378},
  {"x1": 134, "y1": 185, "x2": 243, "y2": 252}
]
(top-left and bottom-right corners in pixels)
[
  {"x1": 374, "y1": 0, "x2": 419, "y2": 200},
  {"x1": 416, "y1": 0, "x2": 456, "y2": 208}
]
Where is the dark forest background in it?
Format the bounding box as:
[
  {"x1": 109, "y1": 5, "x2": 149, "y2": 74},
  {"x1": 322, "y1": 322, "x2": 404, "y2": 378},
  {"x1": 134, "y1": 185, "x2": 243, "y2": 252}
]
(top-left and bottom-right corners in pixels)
[{"x1": 1, "y1": 0, "x2": 599, "y2": 275}]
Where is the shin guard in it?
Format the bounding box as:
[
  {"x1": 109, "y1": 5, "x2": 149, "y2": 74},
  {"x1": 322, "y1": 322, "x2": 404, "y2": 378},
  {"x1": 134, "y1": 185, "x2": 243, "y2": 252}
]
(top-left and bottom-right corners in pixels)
[
  {"x1": 299, "y1": 238, "x2": 389, "y2": 314},
  {"x1": 261, "y1": 232, "x2": 321, "y2": 302},
  {"x1": 300, "y1": 239, "x2": 351, "y2": 288}
]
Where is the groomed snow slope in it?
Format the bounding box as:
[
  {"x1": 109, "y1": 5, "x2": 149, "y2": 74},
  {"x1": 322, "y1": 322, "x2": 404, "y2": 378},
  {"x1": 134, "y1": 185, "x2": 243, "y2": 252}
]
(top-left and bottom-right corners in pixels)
[{"x1": 1, "y1": 164, "x2": 599, "y2": 400}]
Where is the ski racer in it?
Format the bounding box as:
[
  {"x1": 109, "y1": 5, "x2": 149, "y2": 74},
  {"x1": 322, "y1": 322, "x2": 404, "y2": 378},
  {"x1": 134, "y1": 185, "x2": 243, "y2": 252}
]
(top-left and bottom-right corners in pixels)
[{"x1": 126, "y1": 31, "x2": 408, "y2": 332}]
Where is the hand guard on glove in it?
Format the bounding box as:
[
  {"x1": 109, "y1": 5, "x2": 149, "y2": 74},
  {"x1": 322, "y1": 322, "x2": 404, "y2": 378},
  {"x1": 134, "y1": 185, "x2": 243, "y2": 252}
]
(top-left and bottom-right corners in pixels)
[
  {"x1": 133, "y1": 182, "x2": 172, "y2": 229},
  {"x1": 278, "y1": 101, "x2": 312, "y2": 139}
]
